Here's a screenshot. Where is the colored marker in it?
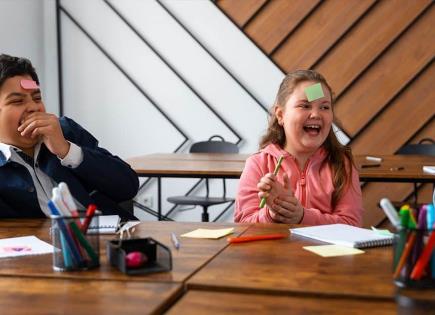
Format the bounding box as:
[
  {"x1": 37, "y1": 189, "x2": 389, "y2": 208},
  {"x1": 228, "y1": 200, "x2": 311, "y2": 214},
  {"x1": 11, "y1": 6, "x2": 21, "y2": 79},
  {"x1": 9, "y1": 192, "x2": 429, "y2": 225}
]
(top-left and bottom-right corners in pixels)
[
  {"x1": 48, "y1": 201, "x2": 83, "y2": 266},
  {"x1": 59, "y1": 182, "x2": 78, "y2": 217},
  {"x1": 380, "y1": 198, "x2": 401, "y2": 229},
  {"x1": 80, "y1": 204, "x2": 97, "y2": 233},
  {"x1": 259, "y1": 155, "x2": 284, "y2": 208},
  {"x1": 426, "y1": 204, "x2": 435, "y2": 278},
  {"x1": 394, "y1": 209, "x2": 410, "y2": 268},
  {"x1": 228, "y1": 233, "x2": 288, "y2": 244},
  {"x1": 393, "y1": 210, "x2": 417, "y2": 278},
  {"x1": 410, "y1": 222, "x2": 435, "y2": 280}
]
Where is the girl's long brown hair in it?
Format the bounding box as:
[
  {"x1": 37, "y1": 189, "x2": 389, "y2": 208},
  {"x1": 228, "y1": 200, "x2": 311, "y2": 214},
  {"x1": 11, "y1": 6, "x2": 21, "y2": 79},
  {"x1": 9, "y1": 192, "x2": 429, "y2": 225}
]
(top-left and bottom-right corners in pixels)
[{"x1": 259, "y1": 70, "x2": 355, "y2": 207}]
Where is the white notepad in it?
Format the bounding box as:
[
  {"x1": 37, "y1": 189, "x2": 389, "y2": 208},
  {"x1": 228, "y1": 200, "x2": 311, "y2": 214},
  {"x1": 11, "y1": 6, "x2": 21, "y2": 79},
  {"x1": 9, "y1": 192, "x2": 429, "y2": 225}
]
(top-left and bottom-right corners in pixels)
[
  {"x1": 290, "y1": 224, "x2": 393, "y2": 248},
  {"x1": 88, "y1": 215, "x2": 121, "y2": 234}
]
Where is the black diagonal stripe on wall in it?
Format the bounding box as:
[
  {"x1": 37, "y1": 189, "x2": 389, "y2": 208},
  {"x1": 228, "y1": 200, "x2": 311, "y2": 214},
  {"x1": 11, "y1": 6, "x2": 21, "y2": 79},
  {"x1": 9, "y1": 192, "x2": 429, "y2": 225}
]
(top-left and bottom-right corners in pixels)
[
  {"x1": 104, "y1": 0, "x2": 242, "y2": 144},
  {"x1": 157, "y1": 0, "x2": 269, "y2": 113},
  {"x1": 59, "y1": 6, "x2": 189, "y2": 153}
]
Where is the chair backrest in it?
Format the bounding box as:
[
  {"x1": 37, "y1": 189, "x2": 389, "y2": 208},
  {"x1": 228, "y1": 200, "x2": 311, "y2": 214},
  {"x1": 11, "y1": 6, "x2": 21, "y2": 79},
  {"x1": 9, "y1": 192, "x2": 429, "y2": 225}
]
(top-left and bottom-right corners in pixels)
[
  {"x1": 190, "y1": 135, "x2": 239, "y2": 154},
  {"x1": 396, "y1": 138, "x2": 435, "y2": 156}
]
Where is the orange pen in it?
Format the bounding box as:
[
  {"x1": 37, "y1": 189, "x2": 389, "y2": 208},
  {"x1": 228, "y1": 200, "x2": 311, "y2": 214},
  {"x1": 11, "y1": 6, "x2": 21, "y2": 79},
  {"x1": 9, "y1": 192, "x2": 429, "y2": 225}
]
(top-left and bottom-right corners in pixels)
[
  {"x1": 393, "y1": 232, "x2": 417, "y2": 279},
  {"x1": 228, "y1": 233, "x2": 288, "y2": 244}
]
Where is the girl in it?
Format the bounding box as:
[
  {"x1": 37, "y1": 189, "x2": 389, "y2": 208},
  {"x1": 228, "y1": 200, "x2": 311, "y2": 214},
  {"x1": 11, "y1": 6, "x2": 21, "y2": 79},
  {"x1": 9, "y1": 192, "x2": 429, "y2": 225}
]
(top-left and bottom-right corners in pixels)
[{"x1": 235, "y1": 70, "x2": 363, "y2": 226}]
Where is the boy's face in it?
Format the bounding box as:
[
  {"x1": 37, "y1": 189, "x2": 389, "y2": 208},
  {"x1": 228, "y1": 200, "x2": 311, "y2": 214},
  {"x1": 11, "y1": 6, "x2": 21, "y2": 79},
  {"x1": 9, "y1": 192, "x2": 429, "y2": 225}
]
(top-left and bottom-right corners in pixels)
[{"x1": 0, "y1": 75, "x2": 46, "y2": 150}]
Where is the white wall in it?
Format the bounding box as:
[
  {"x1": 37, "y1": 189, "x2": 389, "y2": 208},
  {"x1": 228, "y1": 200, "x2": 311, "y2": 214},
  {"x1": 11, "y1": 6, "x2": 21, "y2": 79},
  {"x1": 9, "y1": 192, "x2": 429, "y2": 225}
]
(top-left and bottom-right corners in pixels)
[
  {"x1": 2, "y1": 0, "x2": 349, "y2": 222},
  {"x1": 0, "y1": 0, "x2": 59, "y2": 114},
  {"x1": 58, "y1": 0, "x2": 284, "y2": 222}
]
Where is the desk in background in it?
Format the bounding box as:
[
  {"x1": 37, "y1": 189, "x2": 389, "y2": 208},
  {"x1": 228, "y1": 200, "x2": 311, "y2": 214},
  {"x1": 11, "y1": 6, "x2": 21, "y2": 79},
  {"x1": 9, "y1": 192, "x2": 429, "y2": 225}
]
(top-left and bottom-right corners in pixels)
[{"x1": 127, "y1": 153, "x2": 435, "y2": 220}]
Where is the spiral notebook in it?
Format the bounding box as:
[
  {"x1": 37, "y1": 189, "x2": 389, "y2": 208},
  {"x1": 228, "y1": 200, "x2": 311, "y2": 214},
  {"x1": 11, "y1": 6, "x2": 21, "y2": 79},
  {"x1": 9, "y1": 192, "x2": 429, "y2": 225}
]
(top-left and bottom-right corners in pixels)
[
  {"x1": 290, "y1": 224, "x2": 393, "y2": 248},
  {"x1": 88, "y1": 215, "x2": 121, "y2": 234}
]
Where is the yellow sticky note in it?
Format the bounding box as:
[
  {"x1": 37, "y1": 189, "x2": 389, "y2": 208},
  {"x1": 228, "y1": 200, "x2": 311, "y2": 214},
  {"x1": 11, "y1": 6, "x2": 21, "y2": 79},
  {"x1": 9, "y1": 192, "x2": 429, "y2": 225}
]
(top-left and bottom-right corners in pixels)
[
  {"x1": 181, "y1": 228, "x2": 234, "y2": 239},
  {"x1": 303, "y1": 245, "x2": 364, "y2": 257}
]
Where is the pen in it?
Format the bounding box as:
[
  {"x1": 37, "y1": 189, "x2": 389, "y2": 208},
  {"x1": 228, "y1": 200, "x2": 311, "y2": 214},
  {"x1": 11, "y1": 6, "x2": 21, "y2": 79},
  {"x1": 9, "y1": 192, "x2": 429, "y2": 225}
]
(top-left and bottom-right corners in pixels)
[
  {"x1": 361, "y1": 164, "x2": 381, "y2": 168},
  {"x1": 228, "y1": 233, "x2": 288, "y2": 244},
  {"x1": 171, "y1": 232, "x2": 180, "y2": 250},
  {"x1": 390, "y1": 167, "x2": 405, "y2": 171},
  {"x1": 393, "y1": 211, "x2": 417, "y2": 278},
  {"x1": 259, "y1": 155, "x2": 284, "y2": 208},
  {"x1": 394, "y1": 209, "x2": 409, "y2": 268},
  {"x1": 366, "y1": 156, "x2": 382, "y2": 163},
  {"x1": 427, "y1": 204, "x2": 435, "y2": 278}
]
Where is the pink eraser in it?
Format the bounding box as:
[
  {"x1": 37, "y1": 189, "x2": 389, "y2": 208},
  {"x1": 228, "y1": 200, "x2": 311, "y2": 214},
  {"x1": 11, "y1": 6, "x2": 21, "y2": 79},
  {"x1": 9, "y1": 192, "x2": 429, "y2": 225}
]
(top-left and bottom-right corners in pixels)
[
  {"x1": 125, "y1": 251, "x2": 148, "y2": 268},
  {"x1": 20, "y1": 79, "x2": 39, "y2": 90}
]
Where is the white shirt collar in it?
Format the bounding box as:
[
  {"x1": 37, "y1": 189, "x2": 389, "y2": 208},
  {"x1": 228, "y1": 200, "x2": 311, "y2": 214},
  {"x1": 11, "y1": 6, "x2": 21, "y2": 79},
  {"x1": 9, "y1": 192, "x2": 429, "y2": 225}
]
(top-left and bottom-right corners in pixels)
[{"x1": 0, "y1": 141, "x2": 42, "y2": 161}]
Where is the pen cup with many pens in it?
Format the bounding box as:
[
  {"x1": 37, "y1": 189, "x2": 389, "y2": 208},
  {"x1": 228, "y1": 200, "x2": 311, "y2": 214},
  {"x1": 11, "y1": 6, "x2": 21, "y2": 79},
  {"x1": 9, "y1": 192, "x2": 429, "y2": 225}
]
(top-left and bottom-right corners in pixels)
[
  {"x1": 393, "y1": 227, "x2": 435, "y2": 289},
  {"x1": 50, "y1": 211, "x2": 100, "y2": 271}
]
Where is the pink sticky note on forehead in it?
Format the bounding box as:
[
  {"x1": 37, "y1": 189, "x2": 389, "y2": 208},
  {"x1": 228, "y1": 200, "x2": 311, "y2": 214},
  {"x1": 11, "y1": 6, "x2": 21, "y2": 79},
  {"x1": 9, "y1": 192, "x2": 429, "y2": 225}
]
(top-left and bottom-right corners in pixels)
[{"x1": 20, "y1": 79, "x2": 39, "y2": 90}]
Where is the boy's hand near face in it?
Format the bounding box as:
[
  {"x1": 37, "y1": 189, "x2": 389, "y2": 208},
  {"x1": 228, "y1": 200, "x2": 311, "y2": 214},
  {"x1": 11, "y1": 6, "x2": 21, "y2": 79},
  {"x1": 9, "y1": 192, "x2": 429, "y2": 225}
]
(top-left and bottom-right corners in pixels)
[
  {"x1": 257, "y1": 173, "x2": 304, "y2": 223},
  {"x1": 17, "y1": 112, "x2": 70, "y2": 159}
]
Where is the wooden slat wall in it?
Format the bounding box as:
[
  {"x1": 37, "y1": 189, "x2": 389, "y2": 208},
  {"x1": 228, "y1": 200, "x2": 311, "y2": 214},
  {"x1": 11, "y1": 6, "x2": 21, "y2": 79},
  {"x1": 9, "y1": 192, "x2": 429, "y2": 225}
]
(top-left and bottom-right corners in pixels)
[{"x1": 217, "y1": 0, "x2": 435, "y2": 228}]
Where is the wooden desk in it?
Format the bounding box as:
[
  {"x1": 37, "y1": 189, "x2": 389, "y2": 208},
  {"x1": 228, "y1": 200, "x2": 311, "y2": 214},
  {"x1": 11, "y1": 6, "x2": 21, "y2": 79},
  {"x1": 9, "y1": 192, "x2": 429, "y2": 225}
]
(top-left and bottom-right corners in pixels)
[
  {"x1": 167, "y1": 290, "x2": 397, "y2": 315},
  {"x1": 0, "y1": 220, "x2": 249, "y2": 283},
  {"x1": 187, "y1": 224, "x2": 395, "y2": 299},
  {"x1": 127, "y1": 153, "x2": 435, "y2": 220},
  {"x1": 1, "y1": 277, "x2": 181, "y2": 315},
  {"x1": 127, "y1": 153, "x2": 435, "y2": 182}
]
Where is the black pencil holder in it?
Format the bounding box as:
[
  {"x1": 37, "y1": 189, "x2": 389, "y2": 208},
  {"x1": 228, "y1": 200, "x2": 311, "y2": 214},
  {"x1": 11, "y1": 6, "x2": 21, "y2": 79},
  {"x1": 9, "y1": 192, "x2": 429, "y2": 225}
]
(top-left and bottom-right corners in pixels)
[
  {"x1": 393, "y1": 227, "x2": 435, "y2": 289},
  {"x1": 107, "y1": 237, "x2": 172, "y2": 275}
]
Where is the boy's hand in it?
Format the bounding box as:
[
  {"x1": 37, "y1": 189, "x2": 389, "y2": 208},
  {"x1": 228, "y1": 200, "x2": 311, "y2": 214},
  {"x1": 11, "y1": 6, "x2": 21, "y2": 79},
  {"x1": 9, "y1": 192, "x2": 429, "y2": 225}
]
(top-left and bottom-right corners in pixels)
[{"x1": 18, "y1": 113, "x2": 70, "y2": 158}]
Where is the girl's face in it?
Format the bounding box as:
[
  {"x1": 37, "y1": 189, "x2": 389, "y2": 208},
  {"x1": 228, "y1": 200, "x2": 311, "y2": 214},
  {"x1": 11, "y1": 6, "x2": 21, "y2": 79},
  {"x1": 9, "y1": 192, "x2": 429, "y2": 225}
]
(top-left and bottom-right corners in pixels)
[{"x1": 275, "y1": 80, "x2": 333, "y2": 157}]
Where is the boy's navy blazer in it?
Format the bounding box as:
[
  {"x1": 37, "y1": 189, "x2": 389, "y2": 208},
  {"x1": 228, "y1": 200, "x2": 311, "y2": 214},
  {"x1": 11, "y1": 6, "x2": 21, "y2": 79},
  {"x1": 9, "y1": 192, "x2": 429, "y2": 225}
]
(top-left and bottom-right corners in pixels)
[{"x1": 0, "y1": 117, "x2": 139, "y2": 218}]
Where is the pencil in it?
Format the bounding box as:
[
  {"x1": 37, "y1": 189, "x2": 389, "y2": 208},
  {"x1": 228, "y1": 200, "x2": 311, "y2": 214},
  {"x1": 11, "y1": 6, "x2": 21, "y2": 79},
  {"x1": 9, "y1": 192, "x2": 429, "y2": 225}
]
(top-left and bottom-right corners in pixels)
[
  {"x1": 228, "y1": 233, "x2": 288, "y2": 244},
  {"x1": 259, "y1": 155, "x2": 284, "y2": 208}
]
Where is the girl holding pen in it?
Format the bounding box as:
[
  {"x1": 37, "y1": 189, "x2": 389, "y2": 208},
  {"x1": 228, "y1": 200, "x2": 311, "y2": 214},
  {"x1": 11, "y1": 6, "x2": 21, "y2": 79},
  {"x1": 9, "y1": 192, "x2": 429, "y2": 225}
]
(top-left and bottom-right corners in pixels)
[{"x1": 235, "y1": 70, "x2": 363, "y2": 226}]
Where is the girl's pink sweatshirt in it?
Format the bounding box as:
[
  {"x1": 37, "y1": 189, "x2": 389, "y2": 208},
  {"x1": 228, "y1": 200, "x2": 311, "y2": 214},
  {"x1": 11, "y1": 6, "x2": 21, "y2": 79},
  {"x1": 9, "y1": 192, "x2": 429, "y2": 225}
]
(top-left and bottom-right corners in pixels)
[{"x1": 234, "y1": 144, "x2": 363, "y2": 226}]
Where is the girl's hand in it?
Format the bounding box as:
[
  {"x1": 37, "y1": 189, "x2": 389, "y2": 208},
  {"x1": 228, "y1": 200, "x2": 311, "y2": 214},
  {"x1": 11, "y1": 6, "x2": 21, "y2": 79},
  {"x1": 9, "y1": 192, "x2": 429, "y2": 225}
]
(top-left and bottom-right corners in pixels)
[{"x1": 257, "y1": 172, "x2": 304, "y2": 223}]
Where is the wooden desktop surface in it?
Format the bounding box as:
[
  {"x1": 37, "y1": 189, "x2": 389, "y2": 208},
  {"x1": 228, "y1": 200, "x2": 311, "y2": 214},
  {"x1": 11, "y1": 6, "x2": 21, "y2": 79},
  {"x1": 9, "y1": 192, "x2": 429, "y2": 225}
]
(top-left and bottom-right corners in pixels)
[
  {"x1": 1, "y1": 277, "x2": 181, "y2": 315},
  {"x1": 187, "y1": 223, "x2": 395, "y2": 299},
  {"x1": 2, "y1": 220, "x2": 434, "y2": 314},
  {"x1": 0, "y1": 220, "x2": 249, "y2": 283},
  {"x1": 167, "y1": 290, "x2": 398, "y2": 315},
  {"x1": 127, "y1": 153, "x2": 435, "y2": 181}
]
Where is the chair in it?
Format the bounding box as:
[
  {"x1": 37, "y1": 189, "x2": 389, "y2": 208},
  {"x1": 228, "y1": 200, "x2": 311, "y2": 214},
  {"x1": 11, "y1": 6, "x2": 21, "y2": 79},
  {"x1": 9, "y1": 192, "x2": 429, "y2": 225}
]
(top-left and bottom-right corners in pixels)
[
  {"x1": 167, "y1": 135, "x2": 238, "y2": 222},
  {"x1": 396, "y1": 138, "x2": 435, "y2": 205}
]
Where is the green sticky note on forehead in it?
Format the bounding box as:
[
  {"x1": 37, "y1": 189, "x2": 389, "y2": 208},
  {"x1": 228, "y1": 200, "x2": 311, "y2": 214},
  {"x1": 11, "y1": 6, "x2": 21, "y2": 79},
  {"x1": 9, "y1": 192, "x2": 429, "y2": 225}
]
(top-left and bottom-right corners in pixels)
[{"x1": 304, "y1": 82, "x2": 324, "y2": 102}]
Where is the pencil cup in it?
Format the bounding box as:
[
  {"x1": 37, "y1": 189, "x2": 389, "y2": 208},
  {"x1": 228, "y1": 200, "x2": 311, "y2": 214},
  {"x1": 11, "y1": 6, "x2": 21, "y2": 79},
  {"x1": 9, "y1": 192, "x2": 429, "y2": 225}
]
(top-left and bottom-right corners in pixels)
[
  {"x1": 50, "y1": 212, "x2": 100, "y2": 271},
  {"x1": 393, "y1": 227, "x2": 435, "y2": 289}
]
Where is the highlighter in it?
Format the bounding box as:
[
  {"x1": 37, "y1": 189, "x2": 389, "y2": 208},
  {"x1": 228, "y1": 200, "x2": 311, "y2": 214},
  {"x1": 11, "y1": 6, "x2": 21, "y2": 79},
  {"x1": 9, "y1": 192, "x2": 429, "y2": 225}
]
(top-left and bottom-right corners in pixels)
[{"x1": 259, "y1": 156, "x2": 284, "y2": 208}]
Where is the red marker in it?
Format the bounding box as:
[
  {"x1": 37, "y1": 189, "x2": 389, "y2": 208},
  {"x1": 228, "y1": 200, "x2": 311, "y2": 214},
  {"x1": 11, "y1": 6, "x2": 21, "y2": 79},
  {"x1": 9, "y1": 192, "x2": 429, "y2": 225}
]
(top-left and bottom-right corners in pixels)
[
  {"x1": 80, "y1": 204, "x2": 97, "y2": 233},
  {"x1": 410, "y1": 222, "x2": 435, "y2": 280},
  {"x1": 228, "y1": 233, "x2": 288, "y2": 244}
]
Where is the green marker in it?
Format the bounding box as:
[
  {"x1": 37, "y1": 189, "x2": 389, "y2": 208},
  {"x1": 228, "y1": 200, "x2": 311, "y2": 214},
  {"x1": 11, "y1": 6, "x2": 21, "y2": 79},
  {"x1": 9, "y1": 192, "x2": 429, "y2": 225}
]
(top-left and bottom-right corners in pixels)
[
  {"x1": 259, "y1": 155, "x2": 284, "y2": 208},
  {"x1": 304, "y1": 82, "x2": 324, "y2": 102},
  {"x1": 394, "y1": 208, "x2": 411, "y2": 268}
]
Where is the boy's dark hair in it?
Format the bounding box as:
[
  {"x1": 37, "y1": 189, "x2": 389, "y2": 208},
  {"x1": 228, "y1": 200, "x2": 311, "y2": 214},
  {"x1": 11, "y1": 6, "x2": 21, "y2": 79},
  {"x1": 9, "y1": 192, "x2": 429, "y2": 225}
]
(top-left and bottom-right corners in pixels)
[{"x1": 0, "y1": 54, "x2": 39, "y2": 90}]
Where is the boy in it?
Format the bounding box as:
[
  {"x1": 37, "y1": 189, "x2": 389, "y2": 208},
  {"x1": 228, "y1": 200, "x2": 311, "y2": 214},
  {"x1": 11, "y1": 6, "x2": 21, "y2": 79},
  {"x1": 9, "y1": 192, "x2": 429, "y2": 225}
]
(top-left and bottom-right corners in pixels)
[{"x1": 0, "y1": 54, "x2": 139, "y2": 219}]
